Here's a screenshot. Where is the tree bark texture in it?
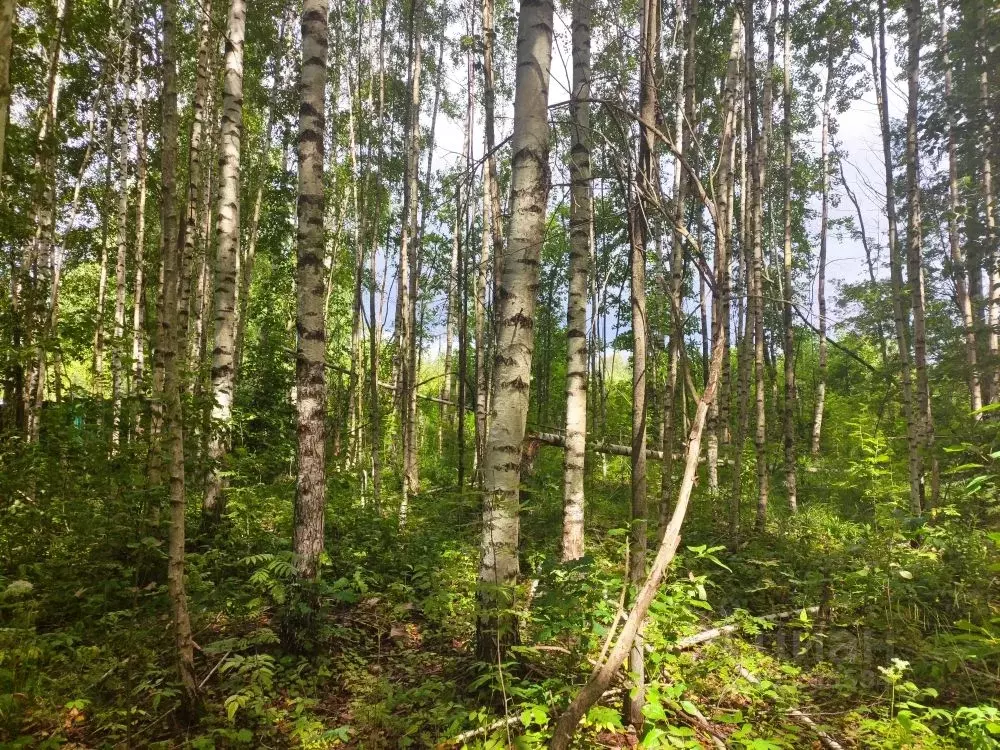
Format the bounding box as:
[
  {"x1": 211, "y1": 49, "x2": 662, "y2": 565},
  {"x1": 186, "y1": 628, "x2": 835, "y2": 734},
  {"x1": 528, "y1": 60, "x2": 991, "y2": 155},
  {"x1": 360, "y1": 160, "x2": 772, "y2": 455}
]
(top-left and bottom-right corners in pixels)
[
  {"x1": 561, "y1": 0, "x2": 591, "y2": 563},
  {"x1": 476, "y1": 0, "x2": 554, "y2": 664},
  {"x1": 203, "y1": 0, "x2": 245, "y2": 525},
  {"x1": 294, "y1": 0, "x2": 329, "y2": 578}
]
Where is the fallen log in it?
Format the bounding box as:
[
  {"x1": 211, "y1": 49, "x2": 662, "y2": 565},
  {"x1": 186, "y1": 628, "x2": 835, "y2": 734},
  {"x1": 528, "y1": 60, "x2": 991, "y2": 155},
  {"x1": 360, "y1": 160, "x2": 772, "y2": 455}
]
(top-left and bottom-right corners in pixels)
[
  {"x1": 531, "y1": 430, "x2": 668, "y2": 461},
  {"x1": 674, "y1": 606, "x2": 820, "y2": 651},
  {"x1": 530, "y1": 431, "x2": 733, "y2": 466}
]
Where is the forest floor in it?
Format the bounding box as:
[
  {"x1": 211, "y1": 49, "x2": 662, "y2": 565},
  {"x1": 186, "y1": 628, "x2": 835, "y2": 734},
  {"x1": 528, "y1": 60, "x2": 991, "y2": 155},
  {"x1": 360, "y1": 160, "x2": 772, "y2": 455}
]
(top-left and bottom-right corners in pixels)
[{"x1": 2, "y1": 433, "x2": 999, "y2": 748}]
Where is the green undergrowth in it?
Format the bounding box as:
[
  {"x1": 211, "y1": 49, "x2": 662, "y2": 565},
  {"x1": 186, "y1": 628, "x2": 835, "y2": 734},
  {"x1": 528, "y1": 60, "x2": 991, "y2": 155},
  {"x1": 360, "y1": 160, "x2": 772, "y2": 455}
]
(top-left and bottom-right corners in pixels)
[{"x1": 1, "y1": 417, "x2": 999, "y2": 748}]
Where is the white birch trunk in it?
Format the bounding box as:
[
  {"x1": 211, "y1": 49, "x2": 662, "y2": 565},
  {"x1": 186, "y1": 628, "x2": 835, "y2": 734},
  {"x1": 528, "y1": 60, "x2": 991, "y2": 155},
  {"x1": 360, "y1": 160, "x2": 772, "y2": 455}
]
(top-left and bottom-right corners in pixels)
[
  {"x1": 203, "y1": 0, "x2": 245, "y2": 525},
  {"x1": 561, "y1": 0, "x2": 591, "y2": 563},
  {"x1": 476, "y1": 0, "x2": 554, "y2": 663}
]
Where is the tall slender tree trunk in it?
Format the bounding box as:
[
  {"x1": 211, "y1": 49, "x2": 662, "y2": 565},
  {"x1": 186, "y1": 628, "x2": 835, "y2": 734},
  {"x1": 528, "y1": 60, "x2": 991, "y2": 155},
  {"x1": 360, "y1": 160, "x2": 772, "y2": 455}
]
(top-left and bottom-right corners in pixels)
[
  {"x1": 730, "y1": 51, "x2": 752, "y2": 541},
  {"x1": 937, "y1": 0, "x2": 981, "y2": 416},
  {"x1": 235, "y1": 16, "x2": 289, "y2": 381},
  {"x1": 476, "y1": 175, "x2": 492, "y2": 485},
  {"x1": 561, "y1": 0, "x2": 591, "y2": 563},
  {"x1": 456, "y1": 186, "x2": 468, "y2": 490},
  {"x1": 873, "y1": 7, "x2": 920, "y2": 514},
  {"x1": 549, "y1": 16, "x2": 740, "y2": 744},
  {"x1": 22, "y1": 0, "x2": 66, "y2": 438},
  {"x1": 905, "y1": 0, "x2": 938, "y2": 507},
  {"x1": 111, "y1": 15, "x2": 133, "y2": 448},
  {"x1": 346, "y1": 73, "x2": 364, "y2": 465},
  {"x1": 203, "y1": 0, "x2": 245, "y2": 525},
  {"x1": 780, "y1": 0, "x2": 797, "y2": 508},
  {"x1": 441, "y1": 202, "x2": 459, "y2": 451},
  {"x1": 661, "y1": 0, "x2": 696, "y2": 533},
  {"x1": 294, "y1": 0, "x2": 329, "y2": 577},
  {"x1": 45, "y1": 79, "x2": 107, "y2": 415},
  {"x1": 94, "y1": 139, "x2": 110, "y2": 398},
  {"x1": 0, "y1": 0, "x2": 14, "y2": 183},
  {"x1": 175, "y1": 0, "x2": 215, "y2": 385},
  {"x1": 476, "y1": 0, "x2": 554, "y2": 664},
  {"x1": 978, "y1": 1, "x2": 998, "y2": 405},
  {"x1": 132, "y1": 93, "x2": 149, "y2": 413},
  {"x1": 810, "y1": 52, "x2": 832, "y2": 459},
  {"x1": 398, "y1": 0, "x2": 422, "y2": 515},
  {"x1": 751, "y1": 0, "x2": 776, "y2": 531},
  {"x1": 366, "y1": 4, "x2": 389, "y2": 512},
  {"x1": 625, "y1": 0, "x2": 658, "y2": 726},
  {"x1": 481, "y1": 0, "x2": 504, "y2": 305},
  {"x1": 159, "y1": 0, "x2": 197, "y2": 705}
]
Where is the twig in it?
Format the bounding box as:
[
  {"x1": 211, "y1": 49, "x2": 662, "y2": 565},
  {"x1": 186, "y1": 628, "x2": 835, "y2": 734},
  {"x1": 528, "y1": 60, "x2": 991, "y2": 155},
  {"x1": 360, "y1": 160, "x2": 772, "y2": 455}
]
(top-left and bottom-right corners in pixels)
[
  {"x1": 666, "y1": 699, "x2": 727, "y2": 750},
  {"x1": 736, "y1": 665, "x2": 845, "y2": 750},
  {"x1": 198, "y1": 649, "x2": 231, "y2": 690},
  {"x1": 598, "y1": 545, "x2": 630, "y2": 665},
  {"x1": 445, "y1": 688, "x2": 622, "y2": 746}
]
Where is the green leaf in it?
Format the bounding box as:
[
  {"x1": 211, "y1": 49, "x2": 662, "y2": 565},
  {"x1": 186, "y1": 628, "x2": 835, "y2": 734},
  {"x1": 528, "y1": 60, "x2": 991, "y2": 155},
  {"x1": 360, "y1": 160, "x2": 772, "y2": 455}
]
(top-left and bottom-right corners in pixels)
[
  {"x1": 643, "y1": 700, "x2": 669, "y2": 723},
  {"x1": 679, "y1": 700, "x2": 698, "y2": 715}
]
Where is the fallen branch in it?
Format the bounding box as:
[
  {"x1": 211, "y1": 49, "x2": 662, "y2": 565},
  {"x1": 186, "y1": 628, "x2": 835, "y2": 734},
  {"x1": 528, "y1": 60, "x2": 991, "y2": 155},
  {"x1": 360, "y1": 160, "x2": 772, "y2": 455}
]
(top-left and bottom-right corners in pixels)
[
  {"x1": 667, "y1": 699, "x2": 727, "y2": 750},
  {"x1": 532, "y1": 430, "x2": 667, "y2": 461},
  {"x1": 674, "y1": 607, "x2": 820, "y2": 651},
  {"x1": 445, "y1": 688, "x2": 622, "y2": 746},
  {"x1": 735, "y1": 665, "x2": 845, "y2": 750}
]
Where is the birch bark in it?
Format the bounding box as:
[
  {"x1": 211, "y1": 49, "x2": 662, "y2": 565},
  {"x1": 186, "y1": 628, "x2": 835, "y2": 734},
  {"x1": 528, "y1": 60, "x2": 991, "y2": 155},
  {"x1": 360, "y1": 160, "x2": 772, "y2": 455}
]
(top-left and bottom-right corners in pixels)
[
  {"x1": 294, "y1": 0, "x2": 329, "y2": 577},
  {"x1": 561, "y1": 0, "x2": 591, "y2": 562},
  {"x1": 204, "y1": 0, "x2": 246, "y2": 524},
  {"x1": 476, "y1": 0, "x2": 554, "y2": 663}
]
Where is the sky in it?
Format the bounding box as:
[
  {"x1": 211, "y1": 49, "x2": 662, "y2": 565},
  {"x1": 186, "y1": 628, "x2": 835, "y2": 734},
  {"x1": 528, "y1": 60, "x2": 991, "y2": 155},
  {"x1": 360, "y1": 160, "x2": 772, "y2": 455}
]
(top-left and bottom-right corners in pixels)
[{"x1": 400, "y1": 4, "x2": 910, "y2": 354}]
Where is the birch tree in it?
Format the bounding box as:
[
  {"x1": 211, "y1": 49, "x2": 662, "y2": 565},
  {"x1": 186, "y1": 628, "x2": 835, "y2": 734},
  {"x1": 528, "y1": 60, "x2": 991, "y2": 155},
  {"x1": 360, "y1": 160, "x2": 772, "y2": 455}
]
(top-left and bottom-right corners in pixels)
[
  {"x1": 204, "y1": 0, "x2": 246, "y2": 525},
  {"x1": 561, "y1": 0, "x2": 591, "y2": 563},
  {"x1": 781, "y1": 0, "x2": 797, "y2": 505},
  {"x1": 904, "y1": 0, "x2": 938, "y2": 507},
  {"x1": 476, "y1": 0, "x2": 555, "y2": 663},
  {"x1": 294, "y1": 0, "x2": 329, "y2": 578}
]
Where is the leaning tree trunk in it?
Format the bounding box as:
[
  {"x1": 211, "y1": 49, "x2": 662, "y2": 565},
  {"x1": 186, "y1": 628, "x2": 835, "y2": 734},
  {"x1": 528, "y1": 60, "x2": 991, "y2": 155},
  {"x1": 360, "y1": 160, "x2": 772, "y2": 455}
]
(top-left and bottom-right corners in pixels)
[
  {"x1": 203, "y1": 0, "x2": 245, "y2": 527},
  {"x1": 476, "y1": 0, "x2": 555, "y2": 664},
  {"x1": 561, "y1": 0, "x2": 591, "y2": 563},
  {"x1": 904, "y1": 0, "x2": 938, "y2": 507},
  {"x1": 625, "y1": 0, "x2": 659, "y2": 727},
  {"x1": 548, "y1": 18, "x2": 740, "y2": 746},
  {"x1": 293, "y1": 0, "x2": 329, "y2": 578}
]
